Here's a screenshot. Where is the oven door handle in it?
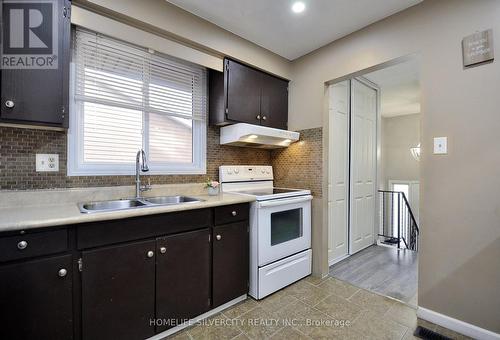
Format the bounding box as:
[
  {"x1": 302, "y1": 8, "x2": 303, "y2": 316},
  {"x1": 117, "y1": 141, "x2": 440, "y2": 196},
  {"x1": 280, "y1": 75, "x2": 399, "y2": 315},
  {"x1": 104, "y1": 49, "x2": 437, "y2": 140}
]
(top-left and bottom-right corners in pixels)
[{"x1": 258, "y1": 195, "x2": 313, "y2": 208}]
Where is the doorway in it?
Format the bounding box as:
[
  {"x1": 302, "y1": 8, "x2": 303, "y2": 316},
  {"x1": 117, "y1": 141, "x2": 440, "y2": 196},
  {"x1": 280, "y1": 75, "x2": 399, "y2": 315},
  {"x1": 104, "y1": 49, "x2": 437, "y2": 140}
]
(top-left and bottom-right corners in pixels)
[{"x1": 327, "y1": 58, "x2": 421, "y2": 306}]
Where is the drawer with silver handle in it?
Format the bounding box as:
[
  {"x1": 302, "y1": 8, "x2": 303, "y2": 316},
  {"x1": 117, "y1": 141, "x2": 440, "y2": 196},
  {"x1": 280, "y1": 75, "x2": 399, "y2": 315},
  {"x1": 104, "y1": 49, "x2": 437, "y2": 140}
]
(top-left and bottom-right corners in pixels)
[
  {"x1": 214, "y1": 203, "x2": 249, "y2": 225},
  {"x1": 0, "y1": 229, "x2": 68, "y2": 262}
]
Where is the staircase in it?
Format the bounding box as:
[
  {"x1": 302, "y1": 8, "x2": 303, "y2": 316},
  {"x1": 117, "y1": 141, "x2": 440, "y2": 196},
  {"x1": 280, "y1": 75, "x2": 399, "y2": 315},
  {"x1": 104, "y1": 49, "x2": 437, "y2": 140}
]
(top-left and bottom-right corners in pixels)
[{"x1": 378, "y1": 190, "x2": 419, "y2": 251}]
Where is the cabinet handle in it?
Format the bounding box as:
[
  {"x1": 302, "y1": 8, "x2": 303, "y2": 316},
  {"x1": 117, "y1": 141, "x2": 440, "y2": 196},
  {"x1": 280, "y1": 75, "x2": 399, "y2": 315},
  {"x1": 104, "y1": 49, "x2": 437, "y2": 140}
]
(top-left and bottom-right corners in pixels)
[
  {"x1": 256, "y1": 115, "x2": 261, "y2": 120},
  {"x1": 58, "y1": 268, "x2": 67, "y2": 277},
  {"x1": 216, "y1": 235, "x2": 222, "y2": 241},
  {"x1": 5, "y1": 100, "x2": 15, "y2": 108},
  {"x1": 231, "y1": 210, "x2": 237, "y2": 216},
  {"x1": 160, "y1": 247, "x2": 166, "y2": 254},
  {"x1": 262, "y1": 116, "x2": 267, "y2": 121},
  {"x1": 17, "y1": 240, "x2": 28, "y2": 250},
  {"x1": 147, "y1": 251, "x2": 154, "y2": 258}
]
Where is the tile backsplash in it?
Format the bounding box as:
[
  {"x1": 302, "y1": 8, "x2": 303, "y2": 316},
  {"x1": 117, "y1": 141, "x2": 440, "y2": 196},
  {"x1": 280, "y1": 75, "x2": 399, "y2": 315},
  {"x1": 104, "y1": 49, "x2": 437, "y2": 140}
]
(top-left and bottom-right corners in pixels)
[
  {"x1": 0, "y1": 125, "x2": 323, "y2": 195},
  {"x1": 0, "y1": 126, "x2": 271, "y2": 190},
  {"x1": 272, "y1": 127, "x2": 323, "y2": 197}
]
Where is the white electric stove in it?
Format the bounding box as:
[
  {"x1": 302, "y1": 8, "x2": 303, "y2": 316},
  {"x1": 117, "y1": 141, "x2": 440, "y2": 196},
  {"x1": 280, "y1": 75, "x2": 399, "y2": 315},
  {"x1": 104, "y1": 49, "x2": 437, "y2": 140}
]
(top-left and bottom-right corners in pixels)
[{"x1": 220, "y1": 165, "x2": 312, "y2": 299}]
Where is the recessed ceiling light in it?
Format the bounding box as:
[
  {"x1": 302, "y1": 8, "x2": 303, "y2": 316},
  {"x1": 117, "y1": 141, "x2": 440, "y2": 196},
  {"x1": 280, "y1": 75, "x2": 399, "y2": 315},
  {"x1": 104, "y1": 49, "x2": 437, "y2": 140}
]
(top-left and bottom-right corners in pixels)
[
  {"x1": 291, "y1": 1, "x2": 306, "y2": 13},
  {"x1": 248, "y1": 134, "x2": 259, "y2": 139}
]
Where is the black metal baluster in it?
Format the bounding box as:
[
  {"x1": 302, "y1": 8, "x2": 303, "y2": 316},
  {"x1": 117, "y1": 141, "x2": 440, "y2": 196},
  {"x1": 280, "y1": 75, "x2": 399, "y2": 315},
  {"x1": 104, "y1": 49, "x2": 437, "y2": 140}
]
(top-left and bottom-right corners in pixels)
[
  {"x1": 397, "y1": 193, "x2": 401, "y2": 249},
  {"x1": 382, "y1": 193, "x2": 385, "y2": 238}
]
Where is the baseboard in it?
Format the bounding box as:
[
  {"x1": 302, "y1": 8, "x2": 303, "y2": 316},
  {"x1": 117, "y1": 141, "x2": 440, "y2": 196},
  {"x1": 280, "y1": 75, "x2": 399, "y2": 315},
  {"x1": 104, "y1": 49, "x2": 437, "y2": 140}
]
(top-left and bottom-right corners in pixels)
[
  {"x1": 417, "y1": 306, "x2": 500, "y2": 340},
  {"x1": 147, "y1": 294, "x2": 248, "y2": 340},
  {"x1": 328, "y1": 253, "x2": 350, "y2": 266}
]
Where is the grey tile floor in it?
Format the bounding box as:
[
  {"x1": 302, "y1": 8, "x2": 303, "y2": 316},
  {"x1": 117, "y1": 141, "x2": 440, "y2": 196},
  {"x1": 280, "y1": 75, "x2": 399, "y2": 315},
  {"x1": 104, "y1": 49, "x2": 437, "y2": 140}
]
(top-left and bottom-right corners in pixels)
[
  {"x1": 168, "y1": 276, "x2": 470, "y2": 340},
  {"x1": 329, "y1": 245, "x2": 418, "y2": 304}
]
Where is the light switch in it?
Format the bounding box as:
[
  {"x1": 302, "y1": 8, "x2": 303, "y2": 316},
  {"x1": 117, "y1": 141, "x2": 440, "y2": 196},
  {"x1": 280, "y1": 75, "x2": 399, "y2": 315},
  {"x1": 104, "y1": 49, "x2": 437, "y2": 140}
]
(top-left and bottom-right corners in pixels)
[
  {"x1": 433, "y1": 137, "x2": 447, "y2": 154},
  {"x1": 36, "y1": 154, "x2": 59, "y2": 172}
]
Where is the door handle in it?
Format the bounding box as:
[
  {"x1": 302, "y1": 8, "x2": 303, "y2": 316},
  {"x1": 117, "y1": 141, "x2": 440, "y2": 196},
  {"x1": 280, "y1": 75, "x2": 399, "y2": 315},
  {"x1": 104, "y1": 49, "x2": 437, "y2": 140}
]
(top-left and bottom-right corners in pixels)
[
  {"x1": 17, "y1": 240, "x2": 28, "y2": 250},
  {"x1": 262, "y1": 116, "x2": 267, "y2": 121},
  {"x1": 256, "y1": 115, "x2": 261, "y2": 120}
]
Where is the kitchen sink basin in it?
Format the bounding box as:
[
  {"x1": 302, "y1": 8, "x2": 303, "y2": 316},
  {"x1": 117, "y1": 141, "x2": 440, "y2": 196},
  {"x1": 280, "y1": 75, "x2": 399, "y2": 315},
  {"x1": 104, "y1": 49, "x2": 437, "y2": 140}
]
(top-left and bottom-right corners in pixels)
[
  {"x1": 142, "y1": 195, "x2": 201, "y2": 205},
  {"x1": 79, "y1": 199, "x2": 147, "y2": 213},
  {"x1": 78, "y1": 196, "x2": 203, "y2": 213}
]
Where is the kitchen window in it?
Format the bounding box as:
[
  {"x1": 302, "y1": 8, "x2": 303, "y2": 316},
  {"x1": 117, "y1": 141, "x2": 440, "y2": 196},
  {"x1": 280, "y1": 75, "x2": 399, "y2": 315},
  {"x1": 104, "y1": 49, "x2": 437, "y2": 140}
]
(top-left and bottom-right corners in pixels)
[{"x1": 68, "y1": 28, "x2": 207, "y2": 176}]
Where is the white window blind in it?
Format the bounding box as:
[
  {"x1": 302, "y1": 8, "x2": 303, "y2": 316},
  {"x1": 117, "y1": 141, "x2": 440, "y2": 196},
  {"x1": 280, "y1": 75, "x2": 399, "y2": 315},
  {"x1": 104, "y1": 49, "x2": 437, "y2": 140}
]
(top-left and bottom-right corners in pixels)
[{"x1": 68, "y1": 28, "x2": 207, "y2": 175}]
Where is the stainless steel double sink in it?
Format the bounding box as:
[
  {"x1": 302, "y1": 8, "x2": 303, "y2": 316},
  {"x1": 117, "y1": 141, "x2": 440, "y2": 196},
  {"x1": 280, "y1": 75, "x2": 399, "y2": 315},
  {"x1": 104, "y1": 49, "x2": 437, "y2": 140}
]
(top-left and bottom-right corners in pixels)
[{"x1": 78, "y1": 196, "x2": 203, "y2": 213}]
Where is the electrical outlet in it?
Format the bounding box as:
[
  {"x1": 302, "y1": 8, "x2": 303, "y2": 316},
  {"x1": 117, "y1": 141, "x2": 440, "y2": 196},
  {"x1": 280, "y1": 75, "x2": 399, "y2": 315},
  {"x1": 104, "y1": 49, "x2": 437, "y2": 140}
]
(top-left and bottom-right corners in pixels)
[{"x1": 36, "y1": 154, "x2": 59, "y2": 172}]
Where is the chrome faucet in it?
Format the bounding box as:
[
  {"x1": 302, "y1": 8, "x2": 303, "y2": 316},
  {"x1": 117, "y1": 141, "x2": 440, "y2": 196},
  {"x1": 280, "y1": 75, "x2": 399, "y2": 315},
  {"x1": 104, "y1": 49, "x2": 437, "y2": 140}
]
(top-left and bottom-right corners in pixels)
[{"x1": 135, "y1": 149, "x2": 151, "y2": 199}]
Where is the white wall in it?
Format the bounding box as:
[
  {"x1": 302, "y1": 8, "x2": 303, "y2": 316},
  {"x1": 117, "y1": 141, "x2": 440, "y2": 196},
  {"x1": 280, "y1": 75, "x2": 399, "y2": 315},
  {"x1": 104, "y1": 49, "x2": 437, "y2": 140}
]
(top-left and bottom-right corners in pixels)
[{"x1": 289, "y1": 0, "x2": 500, "y2": 333}]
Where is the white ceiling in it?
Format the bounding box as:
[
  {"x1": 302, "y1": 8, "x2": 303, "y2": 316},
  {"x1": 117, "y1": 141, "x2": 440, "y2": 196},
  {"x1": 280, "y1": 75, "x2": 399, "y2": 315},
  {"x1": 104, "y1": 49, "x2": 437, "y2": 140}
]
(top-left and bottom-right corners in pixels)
[
  {"x1": 364, "y1": 59, "x2": 420, "y2": 118},
  {"x1": 166, "y1": 0, "x2": 422, "y2": 60}
]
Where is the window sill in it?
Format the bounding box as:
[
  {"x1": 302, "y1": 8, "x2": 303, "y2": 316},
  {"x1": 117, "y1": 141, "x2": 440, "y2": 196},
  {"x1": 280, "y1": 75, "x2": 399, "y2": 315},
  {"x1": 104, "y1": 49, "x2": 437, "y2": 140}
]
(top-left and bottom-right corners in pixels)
[{"x1": 67, "y1": 168, "x2": 207, "y2": 177}]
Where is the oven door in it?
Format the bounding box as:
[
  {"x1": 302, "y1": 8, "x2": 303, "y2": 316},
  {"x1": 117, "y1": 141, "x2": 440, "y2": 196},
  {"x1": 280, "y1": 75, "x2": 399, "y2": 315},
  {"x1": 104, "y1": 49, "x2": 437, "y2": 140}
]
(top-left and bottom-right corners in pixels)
[{"x1": 256, "y1": 195, "x2": 312, "y2": 266}]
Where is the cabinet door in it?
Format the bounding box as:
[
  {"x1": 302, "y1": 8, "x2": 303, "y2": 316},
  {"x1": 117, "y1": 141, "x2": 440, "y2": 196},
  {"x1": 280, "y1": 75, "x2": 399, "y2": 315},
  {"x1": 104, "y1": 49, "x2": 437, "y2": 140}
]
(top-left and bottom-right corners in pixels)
[
  {"x1": 213, "y1": 222, "x2": 249, "y2": 307},
  {"x1": 0, "y1": 0, "x2": 70, "y2": 125},
  {"x1": 0, "y1": 254, "x2": 73, "y2": 340},
  {"x1": 260, "y1": 73, "x2": 288, "y2": 129},
  {"x1": 225, "y1": 59, "x2": 262, "y2": 125},
  {"x1": 81, "y1": 240, "x2": 156, "y2": 340},
  {"x1": 156, "y1": 229, "x2": 210, "y2": 332}
]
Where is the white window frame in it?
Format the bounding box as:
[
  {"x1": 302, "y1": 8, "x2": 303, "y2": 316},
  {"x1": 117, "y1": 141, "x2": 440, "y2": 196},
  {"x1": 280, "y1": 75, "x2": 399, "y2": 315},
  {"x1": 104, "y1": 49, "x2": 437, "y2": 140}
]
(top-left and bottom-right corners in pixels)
[{"x1": 67, "y1": 31, "x2": 207, "y2": 177}]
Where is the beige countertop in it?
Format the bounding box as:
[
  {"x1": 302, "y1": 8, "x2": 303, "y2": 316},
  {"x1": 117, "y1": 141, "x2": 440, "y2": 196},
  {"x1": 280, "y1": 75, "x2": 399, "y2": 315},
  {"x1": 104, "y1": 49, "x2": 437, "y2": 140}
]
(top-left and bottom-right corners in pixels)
[{"x1": 0, "y1": 185, "x2": 255, "y2": 233}]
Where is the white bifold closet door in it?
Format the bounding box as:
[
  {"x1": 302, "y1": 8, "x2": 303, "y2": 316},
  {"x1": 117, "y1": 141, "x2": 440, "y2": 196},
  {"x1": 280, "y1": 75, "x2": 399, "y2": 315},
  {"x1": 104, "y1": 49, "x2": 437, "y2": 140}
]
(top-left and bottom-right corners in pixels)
[
  {"x1": 350, "y1": 79, "x2": 377, "y2": 254},
  {"x1": 328, "y1": 81, "x2": 349, "y2": 264}
]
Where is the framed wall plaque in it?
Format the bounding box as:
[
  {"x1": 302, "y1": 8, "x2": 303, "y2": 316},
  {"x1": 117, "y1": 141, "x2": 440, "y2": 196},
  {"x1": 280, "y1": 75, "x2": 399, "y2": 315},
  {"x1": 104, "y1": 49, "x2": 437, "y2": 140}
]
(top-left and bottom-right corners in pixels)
[{"x1": 462, "y1": 29, "x2": 494, "y2": 67}]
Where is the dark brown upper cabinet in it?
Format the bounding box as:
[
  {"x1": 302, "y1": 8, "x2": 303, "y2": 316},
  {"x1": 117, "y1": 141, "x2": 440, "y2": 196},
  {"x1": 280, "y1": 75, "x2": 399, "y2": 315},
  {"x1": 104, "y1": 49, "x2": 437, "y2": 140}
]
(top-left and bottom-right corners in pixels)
[
  {"x1": 0, "y1": 0, "x2": 71, "y2": 127},
  {"x1": 260, "y1": 72, "x2": 288, "y2": 129},
  {"x1": 210, "y1": 58, "x2": 289, "y2": 130}
]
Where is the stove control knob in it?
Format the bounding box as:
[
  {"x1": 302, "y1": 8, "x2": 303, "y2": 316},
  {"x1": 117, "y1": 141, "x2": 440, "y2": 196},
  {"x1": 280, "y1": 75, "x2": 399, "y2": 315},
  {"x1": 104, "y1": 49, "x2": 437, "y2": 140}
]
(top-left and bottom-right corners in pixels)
[
  {"x1": 261, "y1": 169, "x2": 266, "y2": 174},
  {"x1": 234, "y1": 168, "x2": 239, "y2": 174},
  {"x1": 266, "y1": 170, "x2": 270, "y2": 174},
  {"x1": 226, "y1": 169, "x2": 233, "y2": 175}
]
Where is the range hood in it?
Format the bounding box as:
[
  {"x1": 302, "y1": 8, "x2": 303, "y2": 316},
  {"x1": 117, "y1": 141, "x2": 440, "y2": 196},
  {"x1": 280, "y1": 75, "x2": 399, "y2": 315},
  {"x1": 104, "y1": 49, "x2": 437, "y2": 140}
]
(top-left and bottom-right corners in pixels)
[{"x1": 220, "y1": 123, "x2": 300, "y2": 149}]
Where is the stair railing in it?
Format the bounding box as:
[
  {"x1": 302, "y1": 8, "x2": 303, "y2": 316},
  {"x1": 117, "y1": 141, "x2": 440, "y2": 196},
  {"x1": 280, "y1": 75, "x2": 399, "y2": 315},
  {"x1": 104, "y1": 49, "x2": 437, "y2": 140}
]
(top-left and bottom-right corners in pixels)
[{"x1": 378, "y1": 190, "x2": 419, "y2": 251}]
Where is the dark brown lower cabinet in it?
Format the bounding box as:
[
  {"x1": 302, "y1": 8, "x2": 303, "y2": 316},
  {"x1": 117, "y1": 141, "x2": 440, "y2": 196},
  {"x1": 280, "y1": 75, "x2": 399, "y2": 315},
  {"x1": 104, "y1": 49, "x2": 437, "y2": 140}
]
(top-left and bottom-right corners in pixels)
[
  {"x1": 81, "y1": 239, "x2": 156, "y2": 340},
  {"x1": 156, "y1": 229, "x2": 211, "y2": 332},
  {"x1": 212, "y1": 222, "x2": 249, "y2": 307},
  {"x1": 0, "y1": 204, "x2": 250, "y2": 339},
  {"x1": 0, "y1": 254, "x2": 73, "y2": 340}
]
